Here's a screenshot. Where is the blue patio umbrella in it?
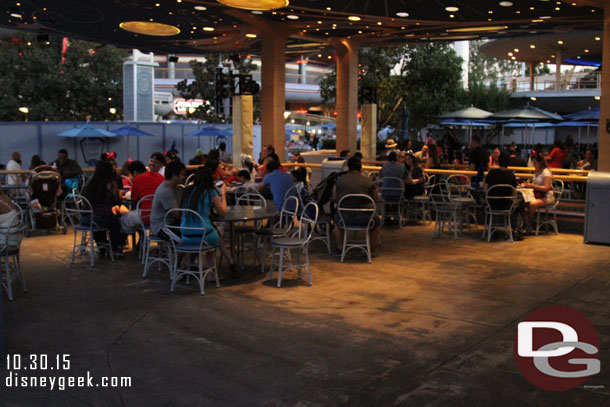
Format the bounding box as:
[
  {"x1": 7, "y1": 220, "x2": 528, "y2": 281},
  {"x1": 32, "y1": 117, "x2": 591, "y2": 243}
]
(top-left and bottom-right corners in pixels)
[
  {"x1": 186, "y1": 126, "x2": 232, "y2": 150},
  {"x1": 110, "y1": 125, "x2": 153, "y2": 159},
  {"x1": 57, "y1": 126, "x2": 118, "y2": 166},
  {"x1": 320, "y1": 122, "x2": 336, "y2": 130},
  {"x1": 110, "y1": 125, "x2": 153, "y2": 137},
  {"x1": 563, "y1": 107, "x2": 600, "y2": 122},
  {"x1": 57, "y1": 125, "x2": 117, "y2": 138},
  {"x1": 185, "y1": 126, "x2": 232, "y2": 138}
]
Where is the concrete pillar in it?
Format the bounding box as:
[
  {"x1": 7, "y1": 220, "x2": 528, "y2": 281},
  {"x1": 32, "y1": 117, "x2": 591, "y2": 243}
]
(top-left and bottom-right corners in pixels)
[
  {"x1": 361, "y1": 104, "x2": 377, "y2": 161},
  {"x1": 298, "y1": 55, "x2": 307, "y2": 84},
  {"x1": 555, "y1": 51, "x2": 562, "y2": 90},
  {"x1": 599, "y1": 1, "x2": 610, "y2": 172},
  {"x1": 232, "y1": 95, "x2": 254, "y2": 169},
  {"x1": 335, "y1": 38, "x2": 359, "y2": 155},
  {"x1": 260, "y1": 31, "x2": 287, "y2": 161},
  {"x1": 529, "y1": 62, "x2": 535, "y2": 91}
]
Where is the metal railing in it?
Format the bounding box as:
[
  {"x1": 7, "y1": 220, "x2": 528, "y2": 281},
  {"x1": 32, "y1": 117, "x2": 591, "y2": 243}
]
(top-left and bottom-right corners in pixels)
[
  {"x1": 502, "y1": 71, "x2": 601, "y2": 93},
  {"x1": 154, "y1": 68, "x2": 324, "y2": 85}
]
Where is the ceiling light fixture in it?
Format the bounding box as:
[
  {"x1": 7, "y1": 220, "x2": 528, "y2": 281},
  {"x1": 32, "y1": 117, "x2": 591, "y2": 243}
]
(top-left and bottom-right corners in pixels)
[
  {"x1": 287, "y1": 14, "x2": 298, "y2": 19},
  {"x1": 499, "y1": 1, "x2": 513, "y2": 6},
  {"x1": 447, "y1": 25, "x2": 508, "y2": 33},
  {"x1": 348, "y1": 16, "x2": 361, "y2": 21},
  {"x1": 194, "y1": 6, "x2": 207, "y2": 10},
  {"x1": 203, "y1": 27, "x2": 215, "y2": 31},
  {"x1": 445, "y1": 6, "x2": 459, "y2": 12},
  {"x1": 245, "y1": 33, "x2": 257, "y2": 38},
  {"x1": 217, "y1": 0, "x2": 288, "y2": 11},
  {"x1": 396, "y1": 12, "x2": 409, "y2": 18},
  {"x1": 119, "y1": 21, "x2": 180, "y2": 36}
]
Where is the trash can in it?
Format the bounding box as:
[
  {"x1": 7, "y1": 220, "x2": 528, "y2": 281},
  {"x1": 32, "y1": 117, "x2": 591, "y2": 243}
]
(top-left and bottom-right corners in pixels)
[
  {"x1": 584, "y1": 171, "x2": 610, "y2": 245},
  {"x1": 321, "y1": 157, "x2": 347, "y2": 180}
]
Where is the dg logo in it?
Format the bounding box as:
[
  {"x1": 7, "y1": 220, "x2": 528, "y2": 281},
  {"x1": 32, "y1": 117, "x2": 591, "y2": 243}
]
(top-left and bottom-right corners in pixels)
[{"x1": 513, "y1": 305, "x2": 601, "y2": 391}]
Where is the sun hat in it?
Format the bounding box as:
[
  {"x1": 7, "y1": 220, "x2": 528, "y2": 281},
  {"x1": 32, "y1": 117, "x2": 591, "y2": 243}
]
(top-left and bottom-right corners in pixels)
[{"x1": 385, "y1": 138, "x2": 398, "y2": 149}]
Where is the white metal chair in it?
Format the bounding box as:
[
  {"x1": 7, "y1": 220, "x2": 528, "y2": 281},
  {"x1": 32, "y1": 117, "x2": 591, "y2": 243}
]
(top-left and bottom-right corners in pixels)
[
  {"x1": 336, "y1": 194, "x2": 377, "y2": 263},
  {"x1": 257, "y1": 195, "x2": 299, "y2": 274},
  {"x1": 445, "y1": 174, "x2": 478, "y2": 230},
  {"x1": 377, "y1": 176, "x2": 406, "y2": 226},
  {"x1": 429, "y1": 183, "x2": 462, "y2": 239},
  {"x1": 164, "y1": 209, "x2": 219, "y2": 295},
  {"x1": 268, "y1": 201, "x2": 318, "y2": 287},
  {"x1": 535, "y1": 180, "x2": 564, "y2": 235},
  {"x1": 63, "y1": 194, "x2": 114, "y2": 267},
  {"x1": 287, "y1": 183, "x2": 332, "y2": 254},
  {"x1": 0, "y1": 203, "x2": 26, "y2": 300},
  {"x1": 137, "y1": 194, "x2": 155, "y2": 263},
  {"x1": 483, "y1": 184, "x2": 517, "y2": 242}
]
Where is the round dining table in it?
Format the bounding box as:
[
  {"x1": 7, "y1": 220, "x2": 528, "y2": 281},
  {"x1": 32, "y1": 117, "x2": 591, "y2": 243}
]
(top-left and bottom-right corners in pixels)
[{"x1": 216, "y1": 203, "x2": 278, "y2": 270}]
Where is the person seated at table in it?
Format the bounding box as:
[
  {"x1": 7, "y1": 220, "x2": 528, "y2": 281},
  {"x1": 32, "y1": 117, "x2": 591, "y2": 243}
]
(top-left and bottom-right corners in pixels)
[
  {"x1": 29, "y1": 155, "x2": 46, "y2": 170},
  {"x1": 6, "y1": 150, "x2": 26, "y2": 185},
  {"x1": 0, "y1": 189, "x2": 21, "y2": 252},
  {"x1": 218, "y1": 142, "x2": 232, "y2": 164},
  {"x1": 82, "y1": 160, "x2": 125, "y2": 258},
  {"x1": 378, "y1": 151, "x2": 405, "y2": 201},
  {"x1": 100, "y1": 152, "x2": 127, "y2": 199},
  {"x1": 188, "y1": 149, "x2": 206, "y2": 166},
  {"x1": 577, "y1": 148, "x2": 597, "y2": 171},
  {"x1": 149, "y1": 152, "x2": 165, "y2": 177},
  {"x1": 519, "y1": 152, "x2": 554, "y2": 234},
  {"x1": 507, "y1": 143, "x2": 527, "y2": 167},
  {"x1": 207, "y1": 149, "x2": 230, "y2": 181},
  {"x1": 150, "y1": 161, "x2": 186, "y2": 237},
  {"x1": 404, "y1": 153, "x2": 425, "y2": 200},
  {"x1": 488, "y1": 147, "x2": 501, "y2": 167},
  {"x1": 120, "y1": 160, "x2": 162, "y2": 235},
  {"x1": 53, "y1": 149, "x2": 82, "y2": 198},
  {"x1": 180, "y1": 166, "x2": 236, "y2": 273},
  {"x1": 545, "y1": 139, "x2": 566, "y2": 169},
  {"x1": 484, "y1": 152, "x2": 522, "y2": 240},
  {"x1": 258, "y1": 158, "x2": 292, "y2": 210},
  {"x1": 119, "y1": 159, "x2": 134, "y2": 190},
  {"x1": 332, "y1": 156, "x2": 381, "y2": 256},
  {"x1": 413, "y1": 144, "x2": 428, "y2": 163}
]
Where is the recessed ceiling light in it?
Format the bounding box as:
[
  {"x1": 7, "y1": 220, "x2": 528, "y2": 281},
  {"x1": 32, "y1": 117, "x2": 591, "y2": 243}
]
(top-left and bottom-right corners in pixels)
[
  {"x1": 396, "y1": 12, "x2": 409, "y2": 18},
  {"x1": 445, "y1": 6, "x2": 459, "y2": 12},
  {"x1": 514, "y1": 48, "x2": 519, "y2": 52},
  {"x1": 203, "y1": 27, "x2": 214, "y2": 31},
  {"x1": 594, "y1": 96, "x2": 601, "y2": 100},
  {"x1": 287, "y1": 15, "x2": 299, "y2": 19},
  {"x1": 499, "y1": 1, "x2": 513, "y2": 6},
  {"x1": 10, "y1": 13, "x2": 22, "y2": 18},
  {"x1": 348, "y1": 16, "x2": 361, "y2": 21},
  {"x1": 530, "y1": 44, "x2": 535, "y2": 48},
  {"x1": 245, "y1": 33, "x2": 257, "y2": 38},
  {"x1": 539, "y1": 16, "x2": 551, "y2": 19},
  {"x1": 194, "y1": 6, "x2": 207, "y2": 10},
  {"x1": 530, "y1": 97, "x2": 537, "y2": 101},
  {"x1": 251, "y1": 10, "x2": 263, "y2": 14},
  {"x1": 595, "y1": 37, "x2": 601, "y2": 41},
  {"x1": 557, "y1": 40, "x2": 564, "y2": 44},
  {"x1": 508, "y1": 52, "x2": 513, "y2": 56}
]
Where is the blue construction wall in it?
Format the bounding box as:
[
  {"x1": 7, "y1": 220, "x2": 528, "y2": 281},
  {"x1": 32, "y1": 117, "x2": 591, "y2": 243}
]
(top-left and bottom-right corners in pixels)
[{"x1": 0, "y1": 122, "x2": 262, "y2": 168}]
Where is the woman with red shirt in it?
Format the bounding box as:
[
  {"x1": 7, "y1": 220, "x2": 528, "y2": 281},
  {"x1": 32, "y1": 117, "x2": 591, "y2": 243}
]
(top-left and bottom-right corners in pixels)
[{"x1": 545, "y1": 139, "x2": 565, "y2": 169}]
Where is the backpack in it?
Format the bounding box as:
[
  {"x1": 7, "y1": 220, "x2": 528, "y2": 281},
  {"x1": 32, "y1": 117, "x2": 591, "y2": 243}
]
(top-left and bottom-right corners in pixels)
[{"x1": 312, "y1": 171, "x2": 346, "y2": 207}]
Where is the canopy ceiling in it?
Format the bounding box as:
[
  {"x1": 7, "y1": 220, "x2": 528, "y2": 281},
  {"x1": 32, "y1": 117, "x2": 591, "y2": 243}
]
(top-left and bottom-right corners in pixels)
[{"x1": 0, "y1": 1, "x2": 604, "y2": 59}]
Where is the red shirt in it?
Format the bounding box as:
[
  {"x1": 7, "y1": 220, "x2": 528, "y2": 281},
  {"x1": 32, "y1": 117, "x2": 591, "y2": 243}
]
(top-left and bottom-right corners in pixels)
[
  {"x1": 132, "y1": 171, "x2": 164, "y2": 223},
  {"x1": 547, "y1": 147, "x2": 565, "y2": 168}
]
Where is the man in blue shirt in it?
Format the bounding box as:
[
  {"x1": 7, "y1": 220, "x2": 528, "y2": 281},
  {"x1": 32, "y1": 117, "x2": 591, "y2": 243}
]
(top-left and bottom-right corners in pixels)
[{"x1": 259, "y1": 158, "x2": 292, "y2": 210}]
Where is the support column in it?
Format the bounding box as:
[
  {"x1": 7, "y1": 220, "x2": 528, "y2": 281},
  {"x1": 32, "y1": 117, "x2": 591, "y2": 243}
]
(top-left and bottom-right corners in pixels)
[
  {"x1": 598, "y1": 0, "x2": 610, "y2": 171},
  {"x1": 361, "y1": 104, "x2": 377, "y2": 161},
  {"x1": 528, "y1": 62, "x2": 535, "y2": 91},
  {"x1": 335, "y1": 39, "x2": 359, "y2": 155},
  {"x1": 232, "y1": 95, "x2": 254, "y2": 169},
  {"x1": 261, "y1": 30, "x2": 287, "y2": 161},
  {"x1": 555, "y1": 51, "x2": 562, "y2": 90}
]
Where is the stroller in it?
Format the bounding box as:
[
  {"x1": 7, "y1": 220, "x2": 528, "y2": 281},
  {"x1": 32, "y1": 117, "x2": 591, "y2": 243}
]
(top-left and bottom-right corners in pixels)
[{"x1": 29, "y1": 169, "x2": 65, "y2": 233}]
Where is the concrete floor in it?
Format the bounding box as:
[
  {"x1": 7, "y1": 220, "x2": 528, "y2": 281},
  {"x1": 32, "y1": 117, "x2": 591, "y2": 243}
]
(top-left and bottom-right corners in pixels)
[{"x1": 1, "y1": 224, "x2": 609, "y2": 406}]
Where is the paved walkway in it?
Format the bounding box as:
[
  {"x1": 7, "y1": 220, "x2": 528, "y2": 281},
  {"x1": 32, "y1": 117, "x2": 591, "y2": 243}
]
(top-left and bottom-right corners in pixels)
[{"x1": 2, "y1": 225, "x2": 609, "y2": 406}]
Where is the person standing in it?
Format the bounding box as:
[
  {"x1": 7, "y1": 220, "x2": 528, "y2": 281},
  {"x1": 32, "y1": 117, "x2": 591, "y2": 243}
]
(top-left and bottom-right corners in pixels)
[{"x1": 468, "y1": 135, "x2": 489, "y2": 187}]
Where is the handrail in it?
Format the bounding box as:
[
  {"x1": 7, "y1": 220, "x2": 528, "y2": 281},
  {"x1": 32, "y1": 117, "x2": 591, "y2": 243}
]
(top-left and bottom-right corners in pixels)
[
  {"x1": 363, "y1": 161, "x2": 589, "y2": 175},
  {"x1": 281, "y1": 162, "x2": 588, "y2": 183}
]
